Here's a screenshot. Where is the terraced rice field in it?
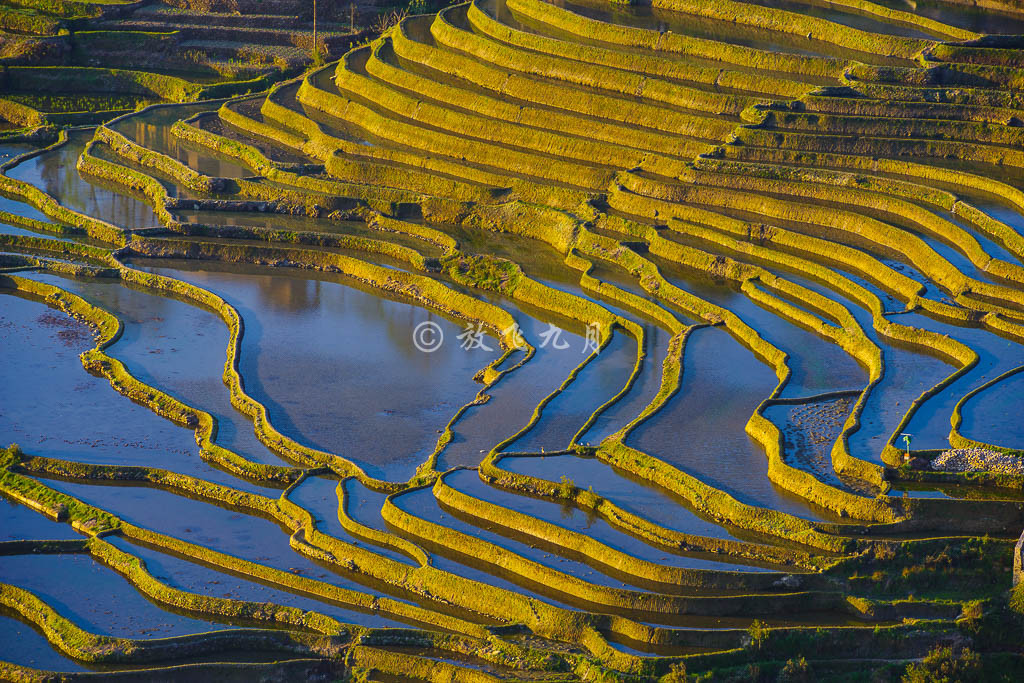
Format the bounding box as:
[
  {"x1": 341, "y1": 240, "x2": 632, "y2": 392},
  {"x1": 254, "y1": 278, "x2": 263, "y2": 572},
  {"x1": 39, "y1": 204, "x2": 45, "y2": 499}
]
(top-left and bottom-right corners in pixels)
[
  {"x1": 0, "y1": 0, "x2": 366, "y2": 132},
  {"x1": 5, "y1": 0, "x2": 1024, "y2": 679}
]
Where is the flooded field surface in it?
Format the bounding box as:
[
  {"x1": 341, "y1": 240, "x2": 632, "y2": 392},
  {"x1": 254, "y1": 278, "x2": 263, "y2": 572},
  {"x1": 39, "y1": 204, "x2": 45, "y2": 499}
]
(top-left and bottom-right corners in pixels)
[{"x1": 2, "y1": 0, "x2": 1024, "y2": 677}]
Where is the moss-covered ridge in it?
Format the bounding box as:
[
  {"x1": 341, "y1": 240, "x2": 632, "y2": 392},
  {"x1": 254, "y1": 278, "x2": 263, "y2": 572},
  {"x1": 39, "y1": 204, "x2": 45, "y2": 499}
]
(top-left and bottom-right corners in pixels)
[{"x1": 4, "y1": 0, "x2": 1024, "y2": 676}]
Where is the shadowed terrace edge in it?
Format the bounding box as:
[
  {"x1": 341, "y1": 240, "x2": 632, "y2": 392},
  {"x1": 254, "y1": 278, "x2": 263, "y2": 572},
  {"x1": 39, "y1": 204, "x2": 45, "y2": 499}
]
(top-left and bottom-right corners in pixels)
[{"x1": 2, "y1": 0, "x2": 1024, "y2": 679}]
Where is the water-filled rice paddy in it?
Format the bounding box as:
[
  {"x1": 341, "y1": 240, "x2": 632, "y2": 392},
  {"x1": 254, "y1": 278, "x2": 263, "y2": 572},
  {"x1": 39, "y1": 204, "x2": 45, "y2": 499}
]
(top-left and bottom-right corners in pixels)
[{"x1": 3, "y1": 0, "x2": 1024, "y2": 678}]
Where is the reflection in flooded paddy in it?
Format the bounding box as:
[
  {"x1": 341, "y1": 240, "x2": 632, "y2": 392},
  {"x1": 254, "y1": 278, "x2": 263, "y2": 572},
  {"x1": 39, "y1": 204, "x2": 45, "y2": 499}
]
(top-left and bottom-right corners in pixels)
[
  {"x1": 3, "y1": 0, "x2": 1024, "y2": 672},
  {"x1": 139, "y1": 261, "x2": 501, "y2": 481}
]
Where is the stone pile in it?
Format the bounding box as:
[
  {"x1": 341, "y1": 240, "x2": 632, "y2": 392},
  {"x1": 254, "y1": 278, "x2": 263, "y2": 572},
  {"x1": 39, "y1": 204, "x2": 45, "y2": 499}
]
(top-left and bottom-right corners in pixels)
[{"x1": 931, "y1": 448, "x2": 1024, "y2": 476}]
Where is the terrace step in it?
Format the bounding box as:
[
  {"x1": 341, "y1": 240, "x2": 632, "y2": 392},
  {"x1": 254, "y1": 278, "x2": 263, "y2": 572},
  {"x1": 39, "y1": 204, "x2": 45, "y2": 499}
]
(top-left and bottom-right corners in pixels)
[
  {"x1": 131, "y1": 0, "x2": 314, "y2": 14},
  {"x1": 129, "y1": 7, "x2": 307, "y2": 29},
  {"x1": 4, "y1": 0, "x2": 1023, "y2": 671},
  {"x1": 259, "y1": 96, "x2": 581, "y2": 197},
  {"x1": 258, "y1": 87, "x2": 521, "y2": 194},
  {"x1": 177, "y1": 39, "x2": 311, "y2": 62},
  {"x1": 102, "y1": 21, "x2": 355, "y2": 50},
  {"x1": 389, "y1": 20, "x2": 738, "y2": 140},
  {"x1": 346, "y1": 43, "x2": 712, "y2": 170},
  {"x1": 301, "y1": 72, "x2": 615, "y2": 191}
]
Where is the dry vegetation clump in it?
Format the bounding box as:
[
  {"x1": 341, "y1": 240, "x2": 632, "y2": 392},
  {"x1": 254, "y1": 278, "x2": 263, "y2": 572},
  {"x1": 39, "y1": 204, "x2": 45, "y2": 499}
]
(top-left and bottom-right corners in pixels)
[{"x1": 902, "y1": 645, "x2": 982, "y2": 683}]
